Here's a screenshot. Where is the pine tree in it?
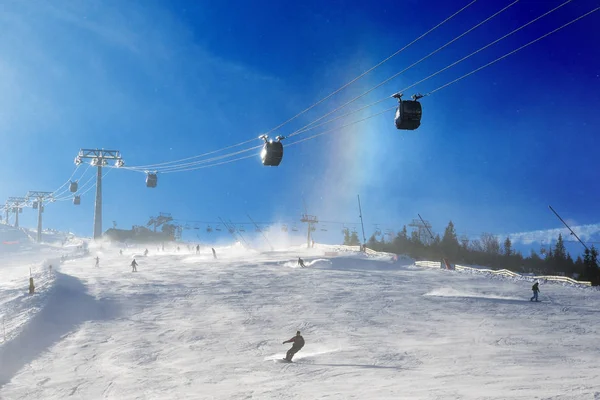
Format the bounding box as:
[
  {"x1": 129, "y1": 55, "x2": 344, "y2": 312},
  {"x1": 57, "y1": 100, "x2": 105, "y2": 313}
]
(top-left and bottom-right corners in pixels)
[
  {"x1": 342, "y1": 228, "x2": 351, "y2": 245},
  {"x1": 349, "y1": 231, "x2": 361, "y2": 246},
  {"x1": 583, "y1": 246, "x2": 599, "y2": 286},
  {"x1": 503, "y1": 237, "x2": 512, "y2": 257},
  {"x1": 441, "y1": 221, "x2": 459, "y2": 261}
]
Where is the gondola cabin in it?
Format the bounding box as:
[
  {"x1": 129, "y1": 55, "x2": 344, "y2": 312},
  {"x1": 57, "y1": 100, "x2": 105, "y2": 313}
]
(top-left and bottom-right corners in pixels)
[
  {"x1": 260, "y1": 135, "x2": 284, "y2": 166},
  {"x1": 146, "y1": 173, "x2": 158, "y2": 188},
  {"x1": 70, "y1": 181, "x2": 78, "y2": 193},
  {"x1": 393, "y1": 93, "x2": 422, "y2": 130},
  {"x1": 73, "y1": 196, "x2": 81, "y2": 205}
]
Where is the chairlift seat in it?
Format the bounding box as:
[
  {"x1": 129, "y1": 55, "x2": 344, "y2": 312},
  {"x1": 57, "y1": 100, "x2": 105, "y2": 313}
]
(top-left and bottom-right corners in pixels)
[
  {"x1": 70, "y1": 181, "x2": 78, "y2": 193},
  {"x1": 73, "y1": 196, "x2": 81, "y2": 205}
]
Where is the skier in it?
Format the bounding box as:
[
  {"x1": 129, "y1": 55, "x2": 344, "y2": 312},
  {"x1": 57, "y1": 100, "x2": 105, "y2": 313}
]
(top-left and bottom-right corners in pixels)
[
  {"x1": 212, "y1": 248, "x2": 217, "y2": 259},
  {"x1": 298, "y1": 257, "x2": 306, "y2": 268},
  {"x1": 95, "y1": 256, "x2": 100, "y2": 268},
  {"x1": 119, "y1": 249, "x2": 123, "y2": 255},
  {"x1": 282, "y1": 331, "x2": 305, "y2": 361},
  {"x1": 530, "y1": 281, "x2": 540, "y2": 302},
  {"x1": 131, "y1": 258, "x2": 138, "y2": 272},
  {"x1": 196, "y1": 244, "x2": 200, "y2": 254},
  {"x1": 144, "y1": 248, "x2": 149, "y2": 256}
]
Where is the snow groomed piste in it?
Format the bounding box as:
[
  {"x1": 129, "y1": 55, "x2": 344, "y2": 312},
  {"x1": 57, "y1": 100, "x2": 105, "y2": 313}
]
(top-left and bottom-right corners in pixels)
[{"x1": 1, "y1": 233, "x2": 599, "y2": 399}]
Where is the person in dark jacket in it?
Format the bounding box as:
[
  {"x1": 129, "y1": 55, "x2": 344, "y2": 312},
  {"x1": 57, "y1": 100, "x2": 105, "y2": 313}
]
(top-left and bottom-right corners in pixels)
[
  {"x1": 530, "y1": 282, "x2": 540, "y2": 302},
  {"x1": 282, "y1": 331, "x2": 305, "y2": 361},
  {"x1": 131, "y1": 259, "x2": 138, "y2": 272},
  {"x1": 298, "y1": 257, "x2": 306, "y2": 268}
]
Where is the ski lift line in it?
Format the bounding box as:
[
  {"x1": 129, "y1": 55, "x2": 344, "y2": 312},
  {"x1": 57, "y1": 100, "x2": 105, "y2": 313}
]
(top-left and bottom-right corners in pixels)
[
  {"x1": 395, "y1": 0, "x2": 577, "y2": 99},
  {"x1": 52, "y1": 163, "x2": 88, "y2": 198},
  {"x1": 144, "y1": 144, "x2": 262, "y2": 173},
  {"x1": 54, "y1": 169, "x2": 111, "y2": 202},
  {"x1": 285, "y1": 0, "x2": 519, "y2": 139},
  {"x1": 285, "y1": 107, "x2": 397, "y2": 147},
  {"x1": 59, "y1": 169, "x2": 111, "y2": 201},
  {"x1": 53, "y1": 162, "x2": 93, "y2": 198},
  {"x1": 424, "y1": 5, "x2": 600, "y2": 97},
  {"x1": 127, "y1": 137, "x2": 258, "y2": 170},
  {"x1": 160, "y1": 154, "x2": 256, "y2": 174},
  {"x1": 123, "y1": 144, "x2": 262, "y2": 173},
  {"x1": 109, "y1": 1, "x2": 477, "y2": 173},
  {"x1": 262, "y1": 0, "x2": 479, "y2": 138},
  {"x1": 51, "y1": 164, "x2": 81, "y2": 196}
]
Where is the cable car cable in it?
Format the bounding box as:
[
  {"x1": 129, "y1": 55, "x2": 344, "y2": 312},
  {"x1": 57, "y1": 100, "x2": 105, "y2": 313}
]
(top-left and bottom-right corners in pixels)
[
  {"x1": 390, "y1": 0, "x2": 578, "y2": 99},
  {"x1": 261, "y1": 0, "x2": 479, "y2": 138},
  {"x1": 285, "y1": 0, "x2": 520, "y2": 139},
  {"x1": 424, "y1": 5, "x2": 600, "y2": 97},
  {"x1": 122, "y1": 0, "x2": 478, "y2": 171}
]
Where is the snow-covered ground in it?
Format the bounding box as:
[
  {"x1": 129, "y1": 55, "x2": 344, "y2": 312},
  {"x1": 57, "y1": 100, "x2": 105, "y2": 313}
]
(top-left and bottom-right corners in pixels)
[{"x1": 1, "y1": 238, "x2": 600, "y2": 399}]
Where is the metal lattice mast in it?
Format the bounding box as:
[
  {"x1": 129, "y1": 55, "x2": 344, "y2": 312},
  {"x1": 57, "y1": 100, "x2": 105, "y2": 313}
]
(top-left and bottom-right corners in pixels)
[
  {"x1": 7, "y1": 197, "x2": 27, "y2": 228},
  {"x1": 75, "y1": 149, "x2": 124, "y2": 240},
  {"x1": 300, "y1": 214, "x2": 318, "y2": 248},
  {"x1": 25, "y1": 191, "x2": 54, "y2": 243}
]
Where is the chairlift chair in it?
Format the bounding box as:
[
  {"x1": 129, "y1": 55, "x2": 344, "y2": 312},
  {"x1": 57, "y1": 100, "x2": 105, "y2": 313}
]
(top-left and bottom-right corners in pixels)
[
  {"x1": 69, "y1": 181, "x2": 78, "y2": 193},
  {"x1": 146, "y1": 172, "x2": 158, "y2": 188},
  {"x1": 73, "y1": 196, "x2": 81, "y2": 205}
]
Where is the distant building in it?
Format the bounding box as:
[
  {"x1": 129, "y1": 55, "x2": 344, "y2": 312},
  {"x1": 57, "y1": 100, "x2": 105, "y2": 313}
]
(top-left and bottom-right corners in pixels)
[{"x1": 103, "y1": 225, "x2": 175, "y2": 243}]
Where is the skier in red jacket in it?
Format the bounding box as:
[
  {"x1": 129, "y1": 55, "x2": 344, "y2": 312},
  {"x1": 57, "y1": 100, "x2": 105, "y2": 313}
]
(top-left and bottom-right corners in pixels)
[{"x1": 282, "y1": 331, "x2": 305, "y2": 361}]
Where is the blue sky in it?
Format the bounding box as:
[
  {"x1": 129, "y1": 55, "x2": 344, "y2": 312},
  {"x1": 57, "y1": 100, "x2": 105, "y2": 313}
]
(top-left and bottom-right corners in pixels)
[{"x1": 1, "y1": 0, "x2": 599, "y2": 252}]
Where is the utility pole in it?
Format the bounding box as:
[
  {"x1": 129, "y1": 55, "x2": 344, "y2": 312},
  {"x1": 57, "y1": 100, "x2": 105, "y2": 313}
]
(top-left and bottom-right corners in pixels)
[
  {"x1": 7, "y1": 197, "x2": 27, "y2": 228},
  {"x1": 25, "y1": 191, "x2": 54, "y2": 243},
  {"x1": 75, "y1": 149, "x2": 124, "y2": 240},
  {"x1": 357, "y1": 195, "x2": 367, "y2": 247}
]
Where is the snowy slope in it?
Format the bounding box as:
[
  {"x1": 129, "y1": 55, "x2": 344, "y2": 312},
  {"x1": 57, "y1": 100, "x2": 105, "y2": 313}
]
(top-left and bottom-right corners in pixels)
[{"x1": 1, "y1": 244, "x2": 599, "y2": 399}]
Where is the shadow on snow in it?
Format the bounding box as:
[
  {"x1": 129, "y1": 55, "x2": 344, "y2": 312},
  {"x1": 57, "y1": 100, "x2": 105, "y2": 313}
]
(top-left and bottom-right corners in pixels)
[{"x1": 0, "y1": 271, "x2": 120, "y2": 387}]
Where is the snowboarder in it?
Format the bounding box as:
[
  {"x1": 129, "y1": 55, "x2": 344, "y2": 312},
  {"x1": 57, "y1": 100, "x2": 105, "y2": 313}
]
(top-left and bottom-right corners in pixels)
[
  {"x1": 95, "y1": 256, "x2": 100, "y2": 268},
  {"x1": 530, "y1": 282, "x2": 540, "y2": 302},
  {"x1": 131, "y1": 259, "x2": 138, "y2": 272},
  {"x1": 282, "y1": 331, "x2": 305, "y2": 361},
  {"x1": 298, "y1": 257, "x2": 306, "y2": 268}
]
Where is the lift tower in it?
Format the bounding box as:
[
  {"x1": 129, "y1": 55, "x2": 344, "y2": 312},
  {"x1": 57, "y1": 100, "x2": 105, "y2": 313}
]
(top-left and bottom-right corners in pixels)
[
  {"x1": 26, "y1": 191, "x2": 54, "y2": 243},
  {"x1": 7, "y1": 197, "x2": 27, "y2": 228},
  {"x1": 75, "y1": 149, "x2": 124, "y2": 240}
]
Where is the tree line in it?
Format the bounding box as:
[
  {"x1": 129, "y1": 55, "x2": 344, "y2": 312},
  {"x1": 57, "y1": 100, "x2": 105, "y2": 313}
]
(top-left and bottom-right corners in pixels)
[{"x1": 344, "y1": 221, "x2": 599, "y2": 286}]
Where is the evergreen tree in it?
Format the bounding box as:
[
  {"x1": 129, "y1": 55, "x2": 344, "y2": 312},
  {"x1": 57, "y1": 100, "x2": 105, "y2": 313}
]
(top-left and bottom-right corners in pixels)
[
  {"x1": 583, "y1": 246, "x2": 599, "y2": 286},
  {"x1": 342, "y1": 228, "x2": 351, "y2": 245},
  {"x1": 441, "y1": 221, "x2": 460, "y2": 260},
  {"x1": 349, "y1": 231, "x2": 361, "y2": 246},
  {"x1": 503, "y1": 237, "x2": 512, "y2": 257}
]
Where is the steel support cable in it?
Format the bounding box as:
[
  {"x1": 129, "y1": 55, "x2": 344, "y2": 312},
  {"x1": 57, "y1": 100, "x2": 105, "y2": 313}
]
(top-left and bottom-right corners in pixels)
[
  {"x1": 262, "y1": 0, "x2": 479, "y2": 138},
  {"x1": 55, "y1": 168, "x2": 112, "y2": 201},
  {"x1": 286, "y1": 0, "x2": 520, "y2": 139},
  {"x1": 285, "y1": 107, "x2": 397, "y2": 147},
  {"x1": 54, "y1": 170, "x2": 97, "y2": 201},
  {"x1": 123, "y1": 1, "x2": 478, "y2": 171},
  {"x1": 424, "y1": 5, "x2": 600, "y2": 96},
  {"x1": 160, "y1": 107, "x2": 396, "y2": 173},
  {"x1": 53, "y1": 163, "x2": 92, "y2": 198},
  {"x1": 149, "y1": 144, "x2": 262, "y2": 173},
  {"x1": 51, "y1": 164, "x2": 81, "y2": 196},
  {"x1": 127, "y1": 137, "x2": 258, "y2": 170},
  {"x1": 391, "y1": 0, "x2": 578, "y2": 98},
  {"x1": 280, "y1": 0, "x2": 579, "y2": 141},
  {"x1": 124, "y1": 0, "x2": 511, "y2": 175}
]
